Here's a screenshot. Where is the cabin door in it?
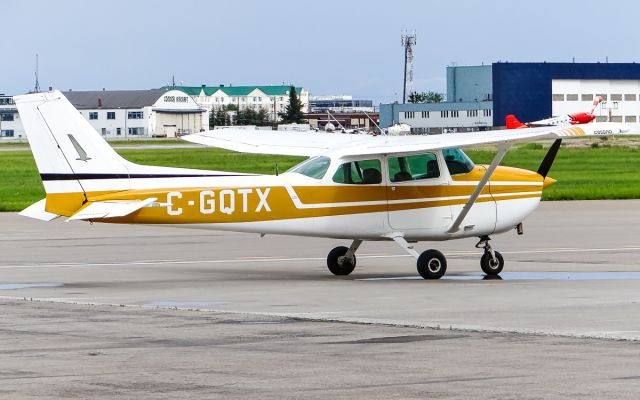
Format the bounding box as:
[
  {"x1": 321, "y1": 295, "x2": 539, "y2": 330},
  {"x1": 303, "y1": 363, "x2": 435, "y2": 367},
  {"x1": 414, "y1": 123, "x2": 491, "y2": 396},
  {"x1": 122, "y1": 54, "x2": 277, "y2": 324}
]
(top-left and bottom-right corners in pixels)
[{"x1": 385, "y1": 152, "x2": 453, "y2": 235}]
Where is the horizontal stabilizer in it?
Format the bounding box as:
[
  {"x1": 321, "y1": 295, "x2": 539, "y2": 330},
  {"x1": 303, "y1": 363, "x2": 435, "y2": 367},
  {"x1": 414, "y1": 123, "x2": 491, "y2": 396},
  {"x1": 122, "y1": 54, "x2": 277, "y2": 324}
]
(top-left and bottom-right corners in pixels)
[
  {"x1": 67, "y1": 197, "x2": 157, "y2": 221},
  {"x1": 19, "y1": 199, "x2": 61, "y2": 221}
]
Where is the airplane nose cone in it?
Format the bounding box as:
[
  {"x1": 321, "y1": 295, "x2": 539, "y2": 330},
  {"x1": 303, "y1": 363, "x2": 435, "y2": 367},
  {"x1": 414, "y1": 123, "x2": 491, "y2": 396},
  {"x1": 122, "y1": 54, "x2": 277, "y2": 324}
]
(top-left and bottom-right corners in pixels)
[{"x1": 543, "y1": 176, "x2": 557, "y2": 189}]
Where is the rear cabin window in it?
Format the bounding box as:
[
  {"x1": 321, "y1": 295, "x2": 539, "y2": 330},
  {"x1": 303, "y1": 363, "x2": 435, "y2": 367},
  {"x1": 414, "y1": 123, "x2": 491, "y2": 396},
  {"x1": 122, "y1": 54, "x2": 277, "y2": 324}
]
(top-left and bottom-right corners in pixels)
[
  {"x1": 442, "y1": 148, "x2": 474, "y2": 175},
  {"x1": 388, "y1": 153, "x2": 440, "y2": 182},
  {"x1": 332, "y1": 159, "x2": 382, "y2": 184},
  {"x1": 288, "y1": 156, "x2": 331, "y2": 179}
]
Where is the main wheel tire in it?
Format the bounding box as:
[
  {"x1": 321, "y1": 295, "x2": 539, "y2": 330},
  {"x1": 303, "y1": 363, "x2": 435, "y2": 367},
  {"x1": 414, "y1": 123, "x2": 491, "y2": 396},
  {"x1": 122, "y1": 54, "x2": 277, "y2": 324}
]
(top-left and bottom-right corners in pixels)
[
  {"x1": 480, "y1": 251, "x2": 504, "y2": 276},
  {"x1": 327, "y1": 246, "x2": 356, "y2": 276},
  {"x1": 417, "y1": 249, "x2": 447, "y2": 279}
]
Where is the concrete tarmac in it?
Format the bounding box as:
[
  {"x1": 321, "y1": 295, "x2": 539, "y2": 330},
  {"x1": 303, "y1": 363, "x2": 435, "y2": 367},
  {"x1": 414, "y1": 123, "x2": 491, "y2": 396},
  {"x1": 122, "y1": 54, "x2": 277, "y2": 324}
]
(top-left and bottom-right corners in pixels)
[{"x1": 1, "y1": 200, "x2": 640, "y2": 398}]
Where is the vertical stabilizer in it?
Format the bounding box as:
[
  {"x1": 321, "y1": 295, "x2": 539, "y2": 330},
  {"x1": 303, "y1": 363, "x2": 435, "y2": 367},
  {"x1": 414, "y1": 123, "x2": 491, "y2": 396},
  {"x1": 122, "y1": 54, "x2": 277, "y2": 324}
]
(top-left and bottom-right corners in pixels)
[{"x1": 13, "y1": 91, "x2": 131, "y2": 215}]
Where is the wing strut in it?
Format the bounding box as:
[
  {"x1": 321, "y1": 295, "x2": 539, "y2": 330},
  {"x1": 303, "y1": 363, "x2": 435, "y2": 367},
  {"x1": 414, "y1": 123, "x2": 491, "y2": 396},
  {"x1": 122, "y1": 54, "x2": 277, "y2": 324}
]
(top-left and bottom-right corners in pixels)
[{"x1": 446, "y1": 143, "x2": 512, "y2": 234}]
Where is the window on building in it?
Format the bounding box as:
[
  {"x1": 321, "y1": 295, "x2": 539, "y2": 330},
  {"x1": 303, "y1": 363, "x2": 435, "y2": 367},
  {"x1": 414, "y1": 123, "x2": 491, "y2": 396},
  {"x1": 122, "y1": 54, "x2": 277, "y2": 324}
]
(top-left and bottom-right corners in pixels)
[
  {"x1": 611, "y1": 94, "x2": 623, "y2": 101},
  {"x1": 116, "y1": 127, "x2": 122, "y2": 136},
  {"x1": 483, "y1": 109, "x2": 492, "y2": 117},
  {"x1": 107, "y1": 112, "x2": 116, "y2": 120},
  {"x1": 127, "y1": 111, "x2": 143, "y2": 119},
  {"x1": 610, "y1": 116, "x2": 623, "y2": 123},
  {"x1": 128, "y1": 127, "x2": 144, "y2": 135},
  {"x1": 468, "y1": 110, "x2": 478, "y2": 117},
  {"x1": 582, "y1": 94, "x2": 594, "y2": 101},
  {"x1": 404, "y1": 111, "x2": 415, "y2": 118},
  {"x1": 421, "y1": 111, "x2": 429, "y2": 118},
  {"x1": 625, "y1": 115, "x2": 637, "y2": 123},
  {"x1": 89, "y1": 112, "x2": 98, "y2": 120},
  {"x1": 0, "y1": 130, "x2": 14, "y2": 137},
  {"x1": 451, "y1": 110, "x2": 459, "y2": 117},
  {"x1": 441, "y1": 110, "x2": 449, "y2": 118},
  {"x1": 596, "y1": 94, "x2": 608, "y2": 101},
  {"x1": 0, "y1": 113, "x2": 14, "y2": 121},
  {"x1": 101, "y1": 128, "x2": 107, "y2": 136},
  {"x1": 566, "y1": 94, "x2": 578, "y2": 101},
  {"x1": 595, "y1": 116, "x2": 608, "y2": 122},
  {"x1": 552, "y1": 94, "x2": 565, "y2": 101},
  {"x1": 332, "y1": 159, "x2": 382, "y2": 185},
  {"x1": 0, "y1": 98, "x2": 15, "y2": 105},
  {"x1": 388, "y1": 152, "x2": 440, "y2": 182},
  {"x1": 625, "y1": 94, "x2": 637, "y2": 101}
]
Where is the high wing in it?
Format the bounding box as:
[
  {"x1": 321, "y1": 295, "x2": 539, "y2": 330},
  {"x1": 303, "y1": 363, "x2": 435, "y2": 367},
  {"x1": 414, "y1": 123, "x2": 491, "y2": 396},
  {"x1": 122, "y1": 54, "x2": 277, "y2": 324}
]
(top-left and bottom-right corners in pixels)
[
  {"x1": 182, "y1": 129, "x2": 374, "y2": 157},
  {"x1": 183, "y1": 122, "x2": 629, "y2": 157}
]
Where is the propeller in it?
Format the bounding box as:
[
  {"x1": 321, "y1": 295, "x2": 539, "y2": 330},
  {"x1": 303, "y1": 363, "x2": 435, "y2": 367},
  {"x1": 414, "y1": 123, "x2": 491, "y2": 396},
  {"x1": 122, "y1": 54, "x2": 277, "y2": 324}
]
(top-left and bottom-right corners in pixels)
[{"x1": 537, "y1": 139, "x2": 562, "y2": 178}]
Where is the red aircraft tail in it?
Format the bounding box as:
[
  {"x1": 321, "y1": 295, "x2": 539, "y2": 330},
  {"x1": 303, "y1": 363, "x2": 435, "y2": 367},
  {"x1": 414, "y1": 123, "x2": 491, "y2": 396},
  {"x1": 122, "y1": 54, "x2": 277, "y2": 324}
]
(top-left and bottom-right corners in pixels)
[{"x1": 505, "y1": 114, "x2": 527, "y2": 129}]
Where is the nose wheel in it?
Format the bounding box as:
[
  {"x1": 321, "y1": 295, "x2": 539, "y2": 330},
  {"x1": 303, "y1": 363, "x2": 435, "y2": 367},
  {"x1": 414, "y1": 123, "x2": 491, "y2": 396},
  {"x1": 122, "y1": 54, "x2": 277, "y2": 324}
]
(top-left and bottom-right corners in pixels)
[
  {"x1": 476, "y1": 236, "x2": 504, "y2": 276},
  {"x1": 327, "y1": 240, "x2": 362, "y2": 276}
]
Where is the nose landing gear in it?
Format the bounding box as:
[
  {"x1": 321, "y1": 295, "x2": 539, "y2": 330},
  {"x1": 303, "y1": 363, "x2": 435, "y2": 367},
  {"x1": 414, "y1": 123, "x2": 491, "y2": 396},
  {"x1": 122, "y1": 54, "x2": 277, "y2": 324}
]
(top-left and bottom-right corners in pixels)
[
  {"x1": 476, "y1": 236, "x2": 504, "y2": 276},
  {"x1": 327, "y1": 240, "x2": 362, "y2": 276}
]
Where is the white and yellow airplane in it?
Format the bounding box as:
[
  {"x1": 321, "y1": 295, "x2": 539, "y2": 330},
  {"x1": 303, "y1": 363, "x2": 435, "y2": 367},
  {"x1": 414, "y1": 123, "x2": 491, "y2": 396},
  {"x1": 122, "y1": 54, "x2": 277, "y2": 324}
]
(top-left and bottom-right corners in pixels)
[{"x1": 14, "y1": 91, "x2": 631, "y2": 279}]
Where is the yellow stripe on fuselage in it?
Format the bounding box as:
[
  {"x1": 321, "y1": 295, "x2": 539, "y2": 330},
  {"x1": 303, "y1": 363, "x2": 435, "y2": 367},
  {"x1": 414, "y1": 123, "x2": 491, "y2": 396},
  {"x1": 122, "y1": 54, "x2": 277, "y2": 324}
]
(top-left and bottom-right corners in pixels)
[{"x1": 45, "y1": 166, "x2": 547, "y2": 223}]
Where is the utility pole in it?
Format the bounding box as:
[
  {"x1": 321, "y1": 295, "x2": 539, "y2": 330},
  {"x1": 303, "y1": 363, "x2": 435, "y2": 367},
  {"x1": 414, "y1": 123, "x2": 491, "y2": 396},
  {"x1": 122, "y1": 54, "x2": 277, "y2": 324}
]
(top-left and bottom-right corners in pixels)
[
  {"x1": 34, "y1": 54, "x2": 41, "y2": 93},
  {"x1": 401, "y1": 31, "x2": 416, "y2": 104}
]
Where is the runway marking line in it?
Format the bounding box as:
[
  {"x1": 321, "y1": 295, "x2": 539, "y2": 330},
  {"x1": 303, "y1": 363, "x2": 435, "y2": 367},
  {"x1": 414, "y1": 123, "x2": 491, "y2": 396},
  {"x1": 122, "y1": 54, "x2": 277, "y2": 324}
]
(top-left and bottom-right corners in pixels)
[{"x1": 1, "y1": 246, "x2": 639, "y2": 269}]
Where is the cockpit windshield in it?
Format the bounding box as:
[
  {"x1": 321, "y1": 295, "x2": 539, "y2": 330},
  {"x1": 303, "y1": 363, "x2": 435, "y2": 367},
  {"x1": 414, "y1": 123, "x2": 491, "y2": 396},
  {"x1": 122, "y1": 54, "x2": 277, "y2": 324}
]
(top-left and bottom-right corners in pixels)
[
  {"x1": 442, "y1": 148, "x2": 474, "y2": 175},
  {"x1": 287, "y1": 156, "x2": 331, "y2": 179}
]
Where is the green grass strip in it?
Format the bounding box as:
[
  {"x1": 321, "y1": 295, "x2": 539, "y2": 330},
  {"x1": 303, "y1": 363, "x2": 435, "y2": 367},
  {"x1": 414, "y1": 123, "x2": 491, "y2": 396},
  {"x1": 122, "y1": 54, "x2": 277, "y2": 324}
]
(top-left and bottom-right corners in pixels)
[{"x1": 1, "y1": 145, "x2": 639, "y2": 212}]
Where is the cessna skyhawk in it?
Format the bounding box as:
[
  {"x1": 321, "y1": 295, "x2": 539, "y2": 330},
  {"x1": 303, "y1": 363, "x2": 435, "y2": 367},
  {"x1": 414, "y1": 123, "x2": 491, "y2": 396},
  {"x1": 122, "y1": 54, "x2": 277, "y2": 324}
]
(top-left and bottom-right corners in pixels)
[{"x1": 15, "y1": 91, "x2": 630, "y2": 279}]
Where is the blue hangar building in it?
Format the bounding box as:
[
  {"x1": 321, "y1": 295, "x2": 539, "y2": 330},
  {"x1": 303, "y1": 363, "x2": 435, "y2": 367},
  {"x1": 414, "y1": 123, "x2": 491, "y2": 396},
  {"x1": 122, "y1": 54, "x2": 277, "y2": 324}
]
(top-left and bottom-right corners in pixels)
[{"x1": 380, "y1": 62, "x2": 640, "y2": 133}]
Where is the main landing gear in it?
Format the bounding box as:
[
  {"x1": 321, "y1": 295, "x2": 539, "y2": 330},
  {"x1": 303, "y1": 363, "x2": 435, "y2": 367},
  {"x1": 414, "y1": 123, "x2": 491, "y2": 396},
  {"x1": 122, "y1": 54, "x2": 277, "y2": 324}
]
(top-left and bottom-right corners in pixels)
[{"x1": 325, "y1": 235, "x2": 505, "y2": 279}]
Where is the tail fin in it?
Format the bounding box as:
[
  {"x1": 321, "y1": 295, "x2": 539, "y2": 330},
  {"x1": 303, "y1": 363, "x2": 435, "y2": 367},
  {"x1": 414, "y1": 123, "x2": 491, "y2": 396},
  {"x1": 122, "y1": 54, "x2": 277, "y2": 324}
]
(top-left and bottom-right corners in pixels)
[
  {"x1": 14, "y1": 91, "x2": 132, "y2": 215},
  {"x1": 15, "y1": 90, "x2": 239, "y2": 219},
  {"x1": 505, "y1": 114, "x2": 527, "y2": 129}
]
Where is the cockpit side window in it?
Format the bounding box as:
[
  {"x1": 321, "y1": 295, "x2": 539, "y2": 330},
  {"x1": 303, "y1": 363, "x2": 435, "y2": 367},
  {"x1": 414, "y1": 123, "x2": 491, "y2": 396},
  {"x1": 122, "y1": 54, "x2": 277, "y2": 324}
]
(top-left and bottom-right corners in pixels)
[
  {"x1": 388, "y1": 152, "x2": 440, "y2": 182},
  {"x1": 332, "y1": 159, "x2": 382, "y2": 184},
  {"x1": 442, "y1": 148, "x2": 474, "y2": 175},
  {"x1": 288, "y1": 156, "x2": 331, "y2": 179}
]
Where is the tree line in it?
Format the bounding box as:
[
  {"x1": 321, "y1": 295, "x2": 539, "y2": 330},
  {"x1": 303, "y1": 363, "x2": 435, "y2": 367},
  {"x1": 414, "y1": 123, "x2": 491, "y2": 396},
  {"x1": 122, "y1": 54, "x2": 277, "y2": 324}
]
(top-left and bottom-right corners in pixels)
[{"x1": 407, "y1": 91, "x2": 444, "y2": 104}]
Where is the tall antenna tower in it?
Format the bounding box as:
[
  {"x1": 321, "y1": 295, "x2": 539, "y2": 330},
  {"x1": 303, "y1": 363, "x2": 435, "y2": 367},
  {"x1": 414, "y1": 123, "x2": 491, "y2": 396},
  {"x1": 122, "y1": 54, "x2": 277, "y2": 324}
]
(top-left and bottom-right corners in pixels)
[
  {"x1": 34, "y1": 54, "x2": 41, "y2": 93},
  {"x1": 401, "y1": 31, "x2": 416, "y2": 103}
]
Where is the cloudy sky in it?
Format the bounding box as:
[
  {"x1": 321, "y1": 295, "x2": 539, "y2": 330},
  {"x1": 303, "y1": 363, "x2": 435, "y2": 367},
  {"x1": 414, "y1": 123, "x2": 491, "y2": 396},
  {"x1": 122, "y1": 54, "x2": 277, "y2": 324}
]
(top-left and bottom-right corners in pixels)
[{"x1": 2, "y1": 0, "x2": 639, "y2": 103}]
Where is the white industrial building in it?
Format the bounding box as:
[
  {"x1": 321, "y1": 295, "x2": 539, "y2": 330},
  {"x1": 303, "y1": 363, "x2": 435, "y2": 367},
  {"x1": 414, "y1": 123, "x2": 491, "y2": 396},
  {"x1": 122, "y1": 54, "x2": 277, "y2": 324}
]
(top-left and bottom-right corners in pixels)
[
  {"x1": 0, "y1": 94, "x2": 26, "y2": 138},
  {"x1": 394, "y1": 102, "x2": 493, "y2": 134},
  {"x1": 174, "y1": 85, "x2": 309, "y2": 121},
  {"x1": 552, "y1": 79, "x2": 640, "y2": 125},
  {"x1": 0, "y1": 88, "x2": 207, "y2": 140},
  {"x1": 64, "y1": 89, "x2": 208, "y2": 138},
  {"x1": 381, "y1": 63, "x2": 640, "y2": 133}
]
